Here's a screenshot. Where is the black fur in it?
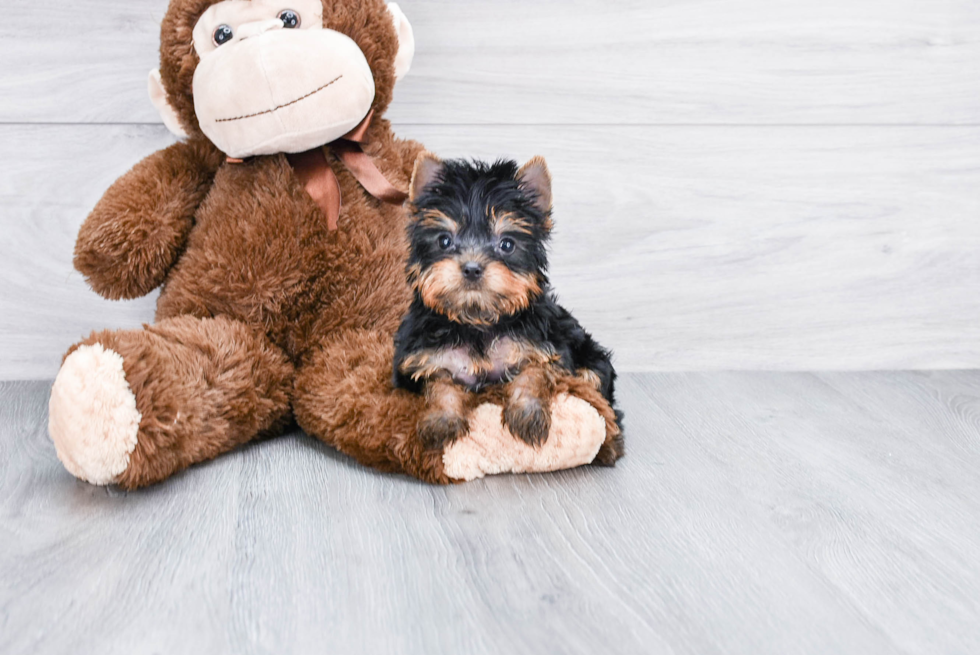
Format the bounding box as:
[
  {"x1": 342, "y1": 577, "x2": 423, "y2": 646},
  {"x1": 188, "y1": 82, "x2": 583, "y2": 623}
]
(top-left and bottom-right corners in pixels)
[
  {"x1": 394, "y1": 296, "x2": 618, "y2": 406},
  {"x1": 407, "y1": 159, "x2": 550, "y2": 285}
]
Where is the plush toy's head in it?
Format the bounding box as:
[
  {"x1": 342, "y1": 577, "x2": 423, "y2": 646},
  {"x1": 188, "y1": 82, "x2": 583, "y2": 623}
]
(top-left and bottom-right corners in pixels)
[{"x1": 149, "y1": 0, "x2": 414, "y2": 158}]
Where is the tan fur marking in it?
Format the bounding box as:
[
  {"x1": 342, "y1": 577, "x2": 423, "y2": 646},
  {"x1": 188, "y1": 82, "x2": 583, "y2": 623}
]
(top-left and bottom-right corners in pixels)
[
  {"x1": 517, "y1": 156, "x2": 553, "y2": 213},
  {"x1": 399, "y1": 349, "x2": 435, "y2": 376},
  {"x1": 401, "y1": 339, "x2": 558, "y2": 383},
  {"x1": 416, "y1": 210, "x2": 458, "y2": 233},
  {"x1": 418, "y1": 260, "x2": 542, "y2": 326},
  {"x1": 426, "y1": 377, "x2": 468, "y2": 415},
  {"x1": 490, "y1": 209, "x2": 533, "y2": 236},
  {"x1": 483, "y1": 262, "x2": 541, "y2": 316},
  {"x1": 503, "y1": 364, "x2": 557, "y2": 446},
  {"x1": 400, "y1": 348, "x2": 473, "y2": 381},
  {"x1": 577, "y1": 368, "x2": 603, "y2": 390},
  {"x1": 493, "y1": 338, "x2": 559, "y2": 371},
  {"x1": 417, "y1": 259, "x2": 462, "y2": 309},
  {"x1": 509, "y1": 365, "x2": 556, "y2": 401},
  {"x1": 410, "y1": 152, "x2": 445, "y2": 203},
  {"x1": 419, "y1": 377, "x2": 470, "y2": 449}
]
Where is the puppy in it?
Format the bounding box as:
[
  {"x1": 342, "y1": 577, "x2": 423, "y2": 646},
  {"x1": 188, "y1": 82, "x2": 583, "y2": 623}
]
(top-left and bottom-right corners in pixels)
[{"x1": 394, "y1": 154, "x2": 621, "y2": 452}]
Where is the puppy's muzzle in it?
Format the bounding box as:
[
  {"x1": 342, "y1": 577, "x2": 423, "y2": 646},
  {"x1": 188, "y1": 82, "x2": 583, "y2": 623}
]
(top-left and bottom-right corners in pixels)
[{"x1": 462, "y1": 262, "x2": 484, "y2": 282}]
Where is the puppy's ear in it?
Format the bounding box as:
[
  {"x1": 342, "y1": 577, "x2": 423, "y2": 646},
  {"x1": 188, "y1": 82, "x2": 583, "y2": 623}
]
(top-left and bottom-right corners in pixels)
[
  {"x1": 517, "y1": 156, "x2": 553, "y2": 215},
  {"x1": 410, "y1": 152, "x2": 444, "y2": 203}
]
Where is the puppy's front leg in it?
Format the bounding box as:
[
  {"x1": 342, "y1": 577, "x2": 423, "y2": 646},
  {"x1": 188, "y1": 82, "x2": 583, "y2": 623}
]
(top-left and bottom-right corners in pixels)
[
  {"x1": 419, "y1": 376, "x2": 472, "y2": 450},
  {"x1": 503, "y1": 365, "x2": 556, "y2": 447}
]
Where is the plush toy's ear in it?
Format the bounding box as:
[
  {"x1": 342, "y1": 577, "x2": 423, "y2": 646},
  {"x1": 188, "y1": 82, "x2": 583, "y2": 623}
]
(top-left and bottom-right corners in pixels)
[
  {"x1": 387, "y1": 3, "x2": 415, "y2": 81},
  {"x1": 517, "y1": 156, "x2": 553, "y2": 215},
  {"x1": 410, "y1": 152, "x2": 444, "y2": 203},
  {"x1": 148, "y1": 69, "x2": 188, "y2": 138}
]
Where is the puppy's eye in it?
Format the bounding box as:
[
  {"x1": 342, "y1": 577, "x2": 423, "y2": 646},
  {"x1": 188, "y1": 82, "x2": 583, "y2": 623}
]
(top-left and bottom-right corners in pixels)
[
  {"x1": 499, "y1": 237, "x2": 516, "y2": 254},
  {"x1": 278, "y1": 9, "x2": 301, "y2": 28},
  {"x1": 213, "y1": 25, "x2": 234, "y2": 46},
  {"x1": 437, "y1": 234, "x2": 454, "y2": 250}
]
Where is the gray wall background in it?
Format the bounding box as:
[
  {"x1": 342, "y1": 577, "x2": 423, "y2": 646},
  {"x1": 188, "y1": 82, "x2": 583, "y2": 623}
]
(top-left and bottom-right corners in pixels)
[{"x1": 1, "y1": 0, "x2": 978, "y2": 380}]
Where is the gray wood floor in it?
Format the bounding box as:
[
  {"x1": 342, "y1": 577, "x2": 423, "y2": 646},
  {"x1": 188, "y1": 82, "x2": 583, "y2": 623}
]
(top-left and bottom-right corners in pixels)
[{"x1": 3, "y1": 372, "x2": 980, "y2": 654}]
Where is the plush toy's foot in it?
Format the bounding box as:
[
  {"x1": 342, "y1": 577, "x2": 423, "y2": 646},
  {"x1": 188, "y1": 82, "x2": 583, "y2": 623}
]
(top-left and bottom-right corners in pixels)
[
  {"x1": 49, "y1": 343, "x2": 141, "y2": 485},
  {"x1": 442, "y1": 393, "x2": 606, "y2": 481},
  {"x1": 49, "y1": 316, "x2": 293, "y2": 489}
]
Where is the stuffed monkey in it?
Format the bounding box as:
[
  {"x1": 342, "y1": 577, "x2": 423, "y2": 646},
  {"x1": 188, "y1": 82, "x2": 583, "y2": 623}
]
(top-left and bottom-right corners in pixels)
[{"x1": 48, "y1": 0, "x2": 622, "y2": 489}]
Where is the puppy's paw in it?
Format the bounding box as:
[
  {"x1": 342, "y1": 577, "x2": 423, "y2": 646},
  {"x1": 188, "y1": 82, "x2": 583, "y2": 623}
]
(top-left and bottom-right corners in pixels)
[
  {"x1": 503, "y1": 396, "x2": 552, "y2": 448},
  {"x1": 419, "y1": 410, "x2": 469, "y2": 450}
]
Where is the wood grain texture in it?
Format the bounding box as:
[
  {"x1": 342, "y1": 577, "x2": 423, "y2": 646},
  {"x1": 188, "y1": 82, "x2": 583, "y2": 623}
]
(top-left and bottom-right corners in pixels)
[
  {"x1": 1, "y1": 0, "x2": 978, "y2": 126},
  {"x1": 3, "y1": 372, "x2": 980, "y2": 654},
  {"x1": 3, "y1": 123, "x2": 978, "y2": 378},
  {"x1": 0, "y1": 126, "x2": 167, "y2": 380}
]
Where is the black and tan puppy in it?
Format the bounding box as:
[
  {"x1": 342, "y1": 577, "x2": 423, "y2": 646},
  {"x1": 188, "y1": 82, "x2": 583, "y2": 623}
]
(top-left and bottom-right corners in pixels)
[{"x1": 394, "y1": 154, "x2": 622, "y2": 451}]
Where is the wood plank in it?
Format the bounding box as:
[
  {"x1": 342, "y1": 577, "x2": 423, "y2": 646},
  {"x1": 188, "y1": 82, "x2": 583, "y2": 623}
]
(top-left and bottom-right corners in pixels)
[
  {"x1": 3, "y1": 123, "x2": 979, "y2": 378},
  {"x1": 5, "y1": 373, "x2": 980, "y2": 652},
  {"x1": 0, "y1": 125, "x2": 169, "y2": 380},
  {"x1": 0, "y1": 372, "x2": 980, "y2": 655},
  {"x1": 2, "y1": 0, "x2": 978, "y2": 126},
  {"x1": 631, "y1": 371, "x2": 980, "y2": 654}
]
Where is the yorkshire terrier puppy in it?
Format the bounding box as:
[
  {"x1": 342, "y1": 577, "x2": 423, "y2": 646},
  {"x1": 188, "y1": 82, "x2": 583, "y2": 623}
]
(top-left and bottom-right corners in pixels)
[{"x1": 393, "y1": 154, "x2": 622, "y2": 454}]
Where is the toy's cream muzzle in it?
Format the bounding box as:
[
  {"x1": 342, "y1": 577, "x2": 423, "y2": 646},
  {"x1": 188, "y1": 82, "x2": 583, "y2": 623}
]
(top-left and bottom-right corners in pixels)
[{"x1": 193, "y1": 27, "x2": 376, "y2": 159}]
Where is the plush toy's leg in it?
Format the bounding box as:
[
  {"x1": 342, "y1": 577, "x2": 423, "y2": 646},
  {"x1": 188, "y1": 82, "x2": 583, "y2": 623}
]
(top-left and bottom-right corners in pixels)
[
  {"x1": 293, "y1": 329, "x2": 621, "y2": 484},
  {"x1": 49, "y1": 316, "x2": 293, "y2": 489},
  {"x1": 293, "y1": 328, "x2": 449, "y2": 482}
]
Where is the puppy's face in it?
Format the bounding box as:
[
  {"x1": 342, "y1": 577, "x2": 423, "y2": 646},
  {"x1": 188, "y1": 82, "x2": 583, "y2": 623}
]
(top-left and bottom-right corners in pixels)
[{"x1": 407, "y1": 157, "x2": 554, "y2": 326}]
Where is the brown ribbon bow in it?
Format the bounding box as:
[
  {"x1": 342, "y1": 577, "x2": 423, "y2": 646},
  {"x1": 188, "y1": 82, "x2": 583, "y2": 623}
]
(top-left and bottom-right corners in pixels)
[{"x1": 230, "y1": 110, "x2": 408, "y2": 231}]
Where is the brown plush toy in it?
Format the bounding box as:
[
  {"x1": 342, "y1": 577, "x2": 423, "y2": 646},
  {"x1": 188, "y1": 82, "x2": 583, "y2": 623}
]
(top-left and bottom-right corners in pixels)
[{"x1": 48, "y1": 0, "x2": 622, "y2": 489}]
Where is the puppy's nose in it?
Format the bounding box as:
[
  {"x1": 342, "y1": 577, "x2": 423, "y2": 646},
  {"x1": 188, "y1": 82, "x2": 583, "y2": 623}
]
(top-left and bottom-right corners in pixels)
[{"x1": 462, "y1": 262, "x2": 484, "y2": 281}]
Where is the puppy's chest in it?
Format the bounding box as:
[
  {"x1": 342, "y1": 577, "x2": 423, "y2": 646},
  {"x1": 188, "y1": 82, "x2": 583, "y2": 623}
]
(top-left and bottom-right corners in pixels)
[{"x1": 405, "y1": 337, "x2": 556, "y2": 390}]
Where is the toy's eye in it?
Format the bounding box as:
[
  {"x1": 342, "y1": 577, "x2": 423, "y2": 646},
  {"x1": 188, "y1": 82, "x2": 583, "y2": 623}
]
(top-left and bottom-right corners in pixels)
[
  {"x1": 278, "y1": 9, "x2": 301, "y2": 28},
  {"x1": 437, "y1": 234, "x2": 454, "y2": 250},
  {"x1": 213, "y1": 24, "x2": 234, "y2": 46},
  {"x1": 499, "y1": 237, "x2": 516, "y2": 254}
]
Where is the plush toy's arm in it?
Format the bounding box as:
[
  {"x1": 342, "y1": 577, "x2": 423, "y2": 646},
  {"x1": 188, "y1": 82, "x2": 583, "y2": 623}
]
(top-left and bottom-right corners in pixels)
[{"x1": 74, "y1": 138, "x2": 224, "y2": 300}]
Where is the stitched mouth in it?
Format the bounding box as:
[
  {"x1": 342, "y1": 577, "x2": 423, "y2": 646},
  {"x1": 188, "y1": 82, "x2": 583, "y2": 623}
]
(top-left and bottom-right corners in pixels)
[{"x1": 215, "y1": 75, "x2": 343, "y2": 123}]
